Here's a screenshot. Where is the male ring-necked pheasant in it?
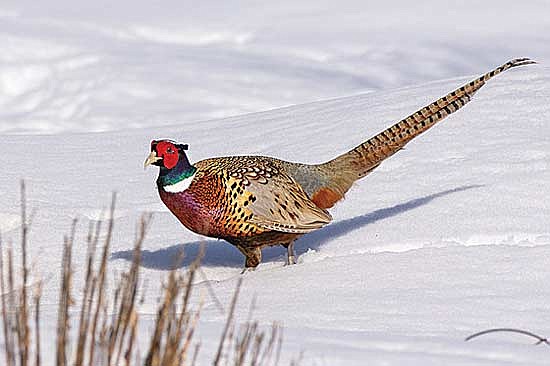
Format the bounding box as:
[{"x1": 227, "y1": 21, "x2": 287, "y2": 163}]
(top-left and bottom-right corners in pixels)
[{"x1": 145, "y1": 58, "x2": 534, "y2": 271}]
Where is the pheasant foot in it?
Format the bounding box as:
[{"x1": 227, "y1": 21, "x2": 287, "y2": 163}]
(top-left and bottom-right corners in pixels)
[{"x1": 240, "y1": 266, "x2": 257, "y2": 275}]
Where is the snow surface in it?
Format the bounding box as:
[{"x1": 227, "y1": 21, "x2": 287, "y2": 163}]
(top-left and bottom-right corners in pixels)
[
  {"x1": 1, "y1": 1, "x2": 550, "y2": 135},
  {"x1": 1, "y1": 1, "x2": 550, "y2": 365}
]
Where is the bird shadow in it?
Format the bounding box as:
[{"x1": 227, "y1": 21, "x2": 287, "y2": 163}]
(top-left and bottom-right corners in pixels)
[{"x1": 111, "y1": 184, "x2": 482, "y2": 270}]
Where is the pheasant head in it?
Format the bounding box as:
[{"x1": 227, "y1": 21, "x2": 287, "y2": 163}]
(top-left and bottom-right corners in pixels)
[{"x1": 144, "y1": 139, "x2": 197, "y2": 191}]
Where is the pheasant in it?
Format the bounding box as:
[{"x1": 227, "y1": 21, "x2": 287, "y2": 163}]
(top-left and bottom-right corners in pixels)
[{"x1": 145, "y1": 58, "x2": 534, "y2": 270}]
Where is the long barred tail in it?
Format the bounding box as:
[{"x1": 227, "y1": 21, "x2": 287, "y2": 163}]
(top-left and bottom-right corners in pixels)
[{"x1": 311, "y1": 58, "x2": 535, "y2": 209}]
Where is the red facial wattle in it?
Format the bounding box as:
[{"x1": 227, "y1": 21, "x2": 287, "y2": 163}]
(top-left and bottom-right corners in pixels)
[{"x1": 155, "y1": 141, "x2": 180, "y2": 169}]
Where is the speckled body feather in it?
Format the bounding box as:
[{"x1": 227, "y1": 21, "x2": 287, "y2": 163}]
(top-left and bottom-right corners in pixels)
[
  {"x1": 158, "y1": 156, "x2": 332, "y2": 266},
  {"x1": 149, "y1": 59, "x2": 535, "y2": 268}
]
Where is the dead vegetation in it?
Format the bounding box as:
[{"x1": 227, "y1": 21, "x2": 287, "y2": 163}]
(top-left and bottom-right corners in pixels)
[{"x1": 1, "y1": 182, "x2": 294, "y2": 365}]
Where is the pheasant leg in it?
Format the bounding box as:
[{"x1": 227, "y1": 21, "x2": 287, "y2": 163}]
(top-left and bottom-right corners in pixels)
[
  {"x1": 283, "y1": 241, "x2": 297, "y2": 265},
  {"x1": 236, "y1": 245, "x2": 262, "y2": 273}
]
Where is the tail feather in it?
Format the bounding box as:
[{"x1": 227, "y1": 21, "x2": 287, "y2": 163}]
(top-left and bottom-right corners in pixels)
[{"x1": 311, "y1": 58, "x2": 535, "y2": 209}]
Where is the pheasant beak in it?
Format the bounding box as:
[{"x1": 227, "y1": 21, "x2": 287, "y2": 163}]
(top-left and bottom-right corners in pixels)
[{"x1": 144, "y1": 151, "x2": 162, "y2": 169}]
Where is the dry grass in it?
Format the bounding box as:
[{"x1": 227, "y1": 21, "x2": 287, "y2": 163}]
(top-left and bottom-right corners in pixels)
[{"x1": 0, "y1": 182, "x2": 297, "y2": 365}]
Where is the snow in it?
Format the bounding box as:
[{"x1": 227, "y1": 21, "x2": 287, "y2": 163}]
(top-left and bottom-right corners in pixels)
[
  {"x1": 1, "y1": 1, "x2": 550, "y2": 365},
  {"x1": 2, "y1": 1, "x2": 550, "y2": 135}
]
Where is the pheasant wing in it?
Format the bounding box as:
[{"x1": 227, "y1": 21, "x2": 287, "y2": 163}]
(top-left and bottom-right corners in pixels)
[
  {"x1": 247, "y1": 174, "x2": 332, "y2": 233},
  {"x1": 227, "y1": 158, "x2": 332, "y2": 234}
]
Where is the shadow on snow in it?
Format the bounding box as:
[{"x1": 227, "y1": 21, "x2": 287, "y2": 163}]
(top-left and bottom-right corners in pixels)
[{"x1": 111, "y1": 184, "x2": 481, "y2": 270}]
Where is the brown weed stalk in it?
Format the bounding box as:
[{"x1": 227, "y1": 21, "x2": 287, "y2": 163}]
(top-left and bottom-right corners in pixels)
[{"x1": 1, "y1": 183, "x2": 296, "y2": 366}]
